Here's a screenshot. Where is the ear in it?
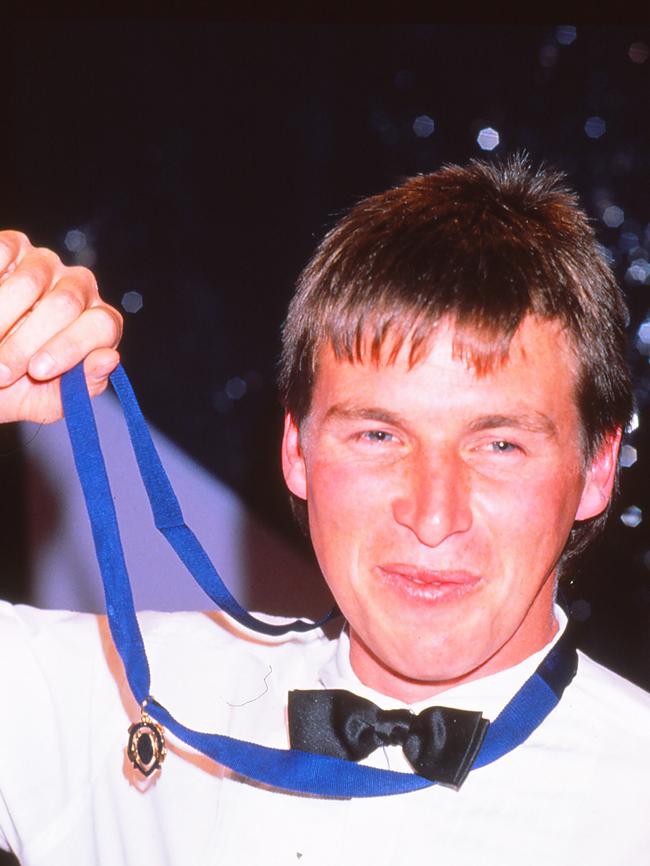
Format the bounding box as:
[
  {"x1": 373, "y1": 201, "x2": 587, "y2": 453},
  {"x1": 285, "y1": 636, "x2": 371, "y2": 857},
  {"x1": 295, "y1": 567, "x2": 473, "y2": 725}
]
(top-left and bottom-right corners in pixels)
[
  {"x1": 281, "y1": 413, "x2": 308, "y2": 500},
  {"x1": 575, "y1": 428, "x2": 622, "y2": 521}
]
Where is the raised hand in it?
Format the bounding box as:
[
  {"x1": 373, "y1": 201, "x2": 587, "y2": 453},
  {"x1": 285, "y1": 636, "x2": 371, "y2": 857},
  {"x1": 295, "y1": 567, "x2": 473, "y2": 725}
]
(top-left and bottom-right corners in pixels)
[{"x1": 0, "y1": 230, "x2": 123, "y2": 424}]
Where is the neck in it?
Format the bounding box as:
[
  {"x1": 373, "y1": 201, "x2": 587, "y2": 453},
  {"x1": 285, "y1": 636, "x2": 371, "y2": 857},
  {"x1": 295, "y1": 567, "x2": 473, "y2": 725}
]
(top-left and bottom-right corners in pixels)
[{"x1": 349, "y1": 603, "x2": 560, "y2": 704}]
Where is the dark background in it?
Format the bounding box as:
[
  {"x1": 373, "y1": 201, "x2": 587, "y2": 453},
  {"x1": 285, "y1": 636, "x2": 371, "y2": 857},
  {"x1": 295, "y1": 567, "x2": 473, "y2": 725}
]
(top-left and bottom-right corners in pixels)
[
  {"x1": 1, "y1": 25, "x2": 649, "y2": 859},
  {"x1": 3, "y1": 21, "x2": 650, "y2": 668}
]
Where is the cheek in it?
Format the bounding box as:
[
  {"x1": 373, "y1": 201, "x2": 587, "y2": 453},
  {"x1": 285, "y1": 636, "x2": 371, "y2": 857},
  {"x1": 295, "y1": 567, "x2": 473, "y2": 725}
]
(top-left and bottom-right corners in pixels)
[
  {"x1": 308, "y1": 457, "x2": 388, "y2": 520},
  {"x1": 306, "y1": 459, "x2": 393, "y2": 567},
  {"x1": 477, "y1": 470, "x2": 585, "y2": 565}
]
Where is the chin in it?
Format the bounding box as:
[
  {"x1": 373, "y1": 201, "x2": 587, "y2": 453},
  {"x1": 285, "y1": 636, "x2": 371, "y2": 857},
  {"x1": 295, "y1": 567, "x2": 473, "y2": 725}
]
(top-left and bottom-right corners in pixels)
[{"x1": 394, "y1": 650, "x2": 481, "y2": 685}]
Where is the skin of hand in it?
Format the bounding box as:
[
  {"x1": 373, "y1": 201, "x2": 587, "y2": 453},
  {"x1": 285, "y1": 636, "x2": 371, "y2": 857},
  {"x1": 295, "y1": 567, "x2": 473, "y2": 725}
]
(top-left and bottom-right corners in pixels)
[{"x1": 0, "y1": 230, "x2": 123, "y2": 424}]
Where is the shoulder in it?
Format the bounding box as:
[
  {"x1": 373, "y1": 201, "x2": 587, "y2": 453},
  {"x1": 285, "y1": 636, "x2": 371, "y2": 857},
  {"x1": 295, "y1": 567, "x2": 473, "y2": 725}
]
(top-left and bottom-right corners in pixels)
[
  {"x1": 0, "y1": 601, "x2": 338, "y2": 708},
  {"x1": 0, "y1": 600, "x2": 105, "y2": 678},
  {"x1": 563, "y1": 649, "x2": 650, "y2": 744},
  {"x1": 573, "y1": 650, "x2": 650, "y2": 709},
  {"x1": 0, "y1": 598, "x2": 336, "y2": 657}
]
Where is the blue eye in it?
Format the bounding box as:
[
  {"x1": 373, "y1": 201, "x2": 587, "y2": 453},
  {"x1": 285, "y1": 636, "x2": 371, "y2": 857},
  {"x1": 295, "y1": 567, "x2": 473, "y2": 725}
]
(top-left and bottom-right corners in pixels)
[
  {"x1": 362, "y1": 430, "x2": 394, "y2": 443},
  {"x1": 491, "y1": 440, "x2": 517, "y2": 453}
]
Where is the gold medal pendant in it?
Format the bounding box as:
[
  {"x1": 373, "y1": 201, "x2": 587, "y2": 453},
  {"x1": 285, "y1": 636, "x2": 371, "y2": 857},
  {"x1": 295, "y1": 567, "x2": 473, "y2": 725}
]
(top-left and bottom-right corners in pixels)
[{"x1": 127, "y1": 707, "x2": 167, "y2": 777}]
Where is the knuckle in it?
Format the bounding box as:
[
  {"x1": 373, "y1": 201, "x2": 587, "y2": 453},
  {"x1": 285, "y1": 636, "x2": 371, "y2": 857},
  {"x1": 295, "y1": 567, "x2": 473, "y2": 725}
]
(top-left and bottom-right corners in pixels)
[
  {"x1": 0, "y1": 231, "x2": 29, "y2": 270},
  {"x1": 66, "y1": 265, "x2": 98, "y2": 294},
  {"x1": 32, "y1": 246, "x2": 61, "y2": 269},
  {"x1": 52, "y1": 288, "x2": 84, "y2": 318},
  {"x1": 5, "y1": 266, "x2": 41, "y2": 295},
  {"x1": 0, "y1": 230, "x2": 30, "y2": 251},
  {"x1": 94, "y1": 304, "x2": 123, "y2": 344}
]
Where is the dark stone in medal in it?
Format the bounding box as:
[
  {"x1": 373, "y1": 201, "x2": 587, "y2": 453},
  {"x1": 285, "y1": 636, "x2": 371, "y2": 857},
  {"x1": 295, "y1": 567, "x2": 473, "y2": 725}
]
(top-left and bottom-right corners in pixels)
[
  {"x1": 127, "y1": 717, "x2": 166, "y2": 777},
  {"x1": 137, "y1": 731, "x2": 154, "y2": 764}
]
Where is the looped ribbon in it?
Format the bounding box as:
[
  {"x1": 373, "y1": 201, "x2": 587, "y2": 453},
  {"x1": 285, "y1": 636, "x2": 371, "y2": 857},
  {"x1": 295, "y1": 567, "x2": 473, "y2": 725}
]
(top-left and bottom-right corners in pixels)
[
  {"x1": 289, "y1": 689, "x2": 489, "y2": 789},
  {"x1": 60, "y1": 362, "x2": 579, "y2": 798}
]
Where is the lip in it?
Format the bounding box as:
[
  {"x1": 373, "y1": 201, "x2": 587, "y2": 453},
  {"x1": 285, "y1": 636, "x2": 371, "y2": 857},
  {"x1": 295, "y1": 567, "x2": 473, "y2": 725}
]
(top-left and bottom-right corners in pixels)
[{"x1": 375, "y1": 564, "x2": 482, "y2": 604}]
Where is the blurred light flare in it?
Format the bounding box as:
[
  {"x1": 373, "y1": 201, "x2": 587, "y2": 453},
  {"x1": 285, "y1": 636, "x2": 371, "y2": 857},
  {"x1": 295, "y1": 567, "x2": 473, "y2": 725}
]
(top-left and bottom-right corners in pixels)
[
  {"x1": 628, "y1": 42, "x2": 649, "y2": 63},
  {"x1": 412, "y1": 115, "x2": 435, "y2": 138},
  {"x1": 555, "y1": 25, "x2": 577, "y2": 46},
  {"x1": 76, "y1": 246, "x2": 97, "y2": 268},
  {"x1": 626, "y1": 260, "x2": 650, "y2": 284},
  {"x1": 637, "y1": 321, "x2": 650, "y2": 348},
  {"x1": 602, "y1": 205, "x2": 624, "y2": 228},
  {"x1": 584, "y1": 116, "x2": 606, "y2": 139},
  {"x1": 121, "y1": 291, "x2": 143, "y2": 314},
  {"x1": 621, "y1": 506, "x2": 643, "y2": 528},
  {"x1": 477, "y1": 127, "x2": 499, "y2": 151},
  {"x1": 64, "y1": 229, "x2": 87, "y2": 253},
  {"x1": 620, "y1": 445, "x2": 638, "y2": 468},
  {"x1": 225, "y1": 376, "x2": 247, "y2": 400}
]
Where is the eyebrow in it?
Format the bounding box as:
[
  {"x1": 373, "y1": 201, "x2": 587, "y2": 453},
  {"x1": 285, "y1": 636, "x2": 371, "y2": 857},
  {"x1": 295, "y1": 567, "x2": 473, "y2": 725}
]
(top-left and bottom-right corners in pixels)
[
  {"x1": 466, "y1": 413, "x2": 559, "y2": 437},
  {"x1": 323, "y1": 404, "x2": 404, "y2": 426},
  {"x1": 322, "y1": 403, "x2": 558, "y2": 437}
]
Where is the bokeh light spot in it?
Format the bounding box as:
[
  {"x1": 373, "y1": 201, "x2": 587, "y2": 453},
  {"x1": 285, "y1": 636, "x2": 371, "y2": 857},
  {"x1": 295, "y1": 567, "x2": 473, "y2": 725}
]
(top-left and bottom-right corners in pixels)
[
  {"x1": 412, "y1": 114, "x2": 435, "y2": 138},
  {"x1": 621, "y1": 505, "x2": 643, "y2": 528},
  {"x1": 555, "y1": 25, "x2": 576, "y2": 46},
  {"x1": 121, "y1": 291, "x2": 143, "y2": 314},
  {"x1": 637, "y1": 320, "x2": 650, "y2": 349},
  {"x1": 626, "y1": 260, "x2": 650, "y2": 284},
  {"x1": 225, "y1": 376, "x2": 247, "y2": 400},
  {"x1": 584, "y1": 116, "x2": 606, "y2": 139},
  {"x1": 64, "y1": 229, "x2": 87, "y2": 253},
  {"x1": 602, "y1": 205, "x2": 624, "y2": 228},
  {"x1": 628, "y1": 42, "x2": 649, "y2": 63},
  {"x1": 620, "y1": 445, "x2": 638, "y2": 468},
  {"x1": 477, "y1": 127, "x2": 499, "y2": 151}
]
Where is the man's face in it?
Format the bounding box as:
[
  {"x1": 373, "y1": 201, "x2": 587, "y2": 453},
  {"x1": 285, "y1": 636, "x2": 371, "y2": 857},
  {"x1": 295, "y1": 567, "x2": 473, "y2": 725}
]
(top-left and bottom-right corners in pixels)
[{"x1": 282, "y1": 316, "x2": 618, "y2": 702}]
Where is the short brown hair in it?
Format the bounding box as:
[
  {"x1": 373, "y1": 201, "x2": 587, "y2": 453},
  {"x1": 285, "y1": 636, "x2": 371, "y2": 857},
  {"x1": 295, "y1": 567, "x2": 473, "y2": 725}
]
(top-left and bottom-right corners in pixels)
[{"x1": 279, "y1": 155, "x2": 633, "y2": 569}]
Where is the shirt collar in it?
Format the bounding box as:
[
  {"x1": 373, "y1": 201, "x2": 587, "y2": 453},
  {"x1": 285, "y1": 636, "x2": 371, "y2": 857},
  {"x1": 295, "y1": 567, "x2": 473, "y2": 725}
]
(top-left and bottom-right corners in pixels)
[{"x1": 318, "y1": 605, "x2": 567, "y2": 721}]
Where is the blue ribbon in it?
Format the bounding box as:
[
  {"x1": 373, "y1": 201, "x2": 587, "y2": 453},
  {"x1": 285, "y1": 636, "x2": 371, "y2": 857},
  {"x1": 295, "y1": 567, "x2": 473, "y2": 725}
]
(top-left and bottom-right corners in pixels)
[{"x1": 60, "y1": 362, "x2": 577, "y2": 797}]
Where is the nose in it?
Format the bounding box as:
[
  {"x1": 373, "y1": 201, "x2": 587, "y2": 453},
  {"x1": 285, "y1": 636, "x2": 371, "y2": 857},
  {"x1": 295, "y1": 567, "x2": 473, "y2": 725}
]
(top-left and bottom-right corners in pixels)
[{"x1": 391, "y1": 449, "x2": 473, "y2": 547}]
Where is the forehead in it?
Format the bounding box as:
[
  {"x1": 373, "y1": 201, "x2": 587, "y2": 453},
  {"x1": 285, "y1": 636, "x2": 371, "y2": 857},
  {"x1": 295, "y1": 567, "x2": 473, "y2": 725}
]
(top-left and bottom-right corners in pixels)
[{"x1": 309, "y1": 316, "x2": 580, "y2": 422}]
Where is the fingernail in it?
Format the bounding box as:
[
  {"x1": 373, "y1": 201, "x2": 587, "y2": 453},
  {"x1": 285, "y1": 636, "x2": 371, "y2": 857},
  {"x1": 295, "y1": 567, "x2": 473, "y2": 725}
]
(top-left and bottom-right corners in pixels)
[
  {"x1": 30, "y1": 352, "x2": 56, "y2": 379},
  {"x1": 0, "y1": 363, "x2": 11, "y2": 385}
]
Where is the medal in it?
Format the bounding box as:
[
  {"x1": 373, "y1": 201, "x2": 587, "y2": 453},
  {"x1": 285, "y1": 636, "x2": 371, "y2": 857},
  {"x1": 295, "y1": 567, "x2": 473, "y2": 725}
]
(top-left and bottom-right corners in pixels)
[{"x1": 127, "y1": 704, "x2": 167, "y2": 777}]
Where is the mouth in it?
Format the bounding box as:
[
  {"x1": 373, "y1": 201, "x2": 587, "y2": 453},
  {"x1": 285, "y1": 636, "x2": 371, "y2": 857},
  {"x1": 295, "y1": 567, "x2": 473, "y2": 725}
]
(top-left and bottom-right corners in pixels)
[{"x1": 375, "y1": 564, "x2": 483, "y2": 604}]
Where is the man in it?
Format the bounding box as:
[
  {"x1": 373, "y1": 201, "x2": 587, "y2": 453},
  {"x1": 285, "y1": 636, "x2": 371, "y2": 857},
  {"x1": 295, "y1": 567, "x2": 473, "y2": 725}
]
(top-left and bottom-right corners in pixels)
[{"x1": 0, "y1": 157, "x2": 648, "y2": 865}]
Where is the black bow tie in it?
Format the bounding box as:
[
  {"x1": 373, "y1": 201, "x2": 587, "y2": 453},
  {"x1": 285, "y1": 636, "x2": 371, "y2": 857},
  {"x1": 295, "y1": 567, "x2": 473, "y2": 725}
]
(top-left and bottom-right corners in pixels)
[{"x1": 288, "y1": 689, "x2": 489, "y2": 790}]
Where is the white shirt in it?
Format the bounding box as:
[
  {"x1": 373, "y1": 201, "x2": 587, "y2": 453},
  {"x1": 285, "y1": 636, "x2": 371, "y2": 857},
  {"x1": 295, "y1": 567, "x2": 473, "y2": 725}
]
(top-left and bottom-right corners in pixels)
[{"x1": 1, "y1": 600, "x2": 649, "y2": 865}]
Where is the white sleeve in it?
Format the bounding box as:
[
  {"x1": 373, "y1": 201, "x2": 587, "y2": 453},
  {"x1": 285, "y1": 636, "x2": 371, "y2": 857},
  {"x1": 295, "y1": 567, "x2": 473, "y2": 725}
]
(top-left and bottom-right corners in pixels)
[{"x1": 0, "y1": 602, "x2": 116, "y2": 860}]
